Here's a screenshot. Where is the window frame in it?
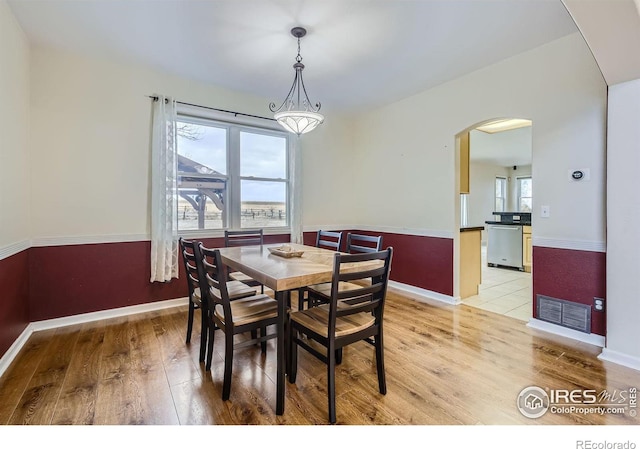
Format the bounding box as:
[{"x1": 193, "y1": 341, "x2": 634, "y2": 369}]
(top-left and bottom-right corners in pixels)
[
  {"x1": 175, "y1": 105, "x2": 292, "y2": 238},
  {"x1": 495, "y1": 176, "x2": 507, "y2": 212},
  {"x1": 517, "y1": 176, "x2": 532, "y2": 212}
]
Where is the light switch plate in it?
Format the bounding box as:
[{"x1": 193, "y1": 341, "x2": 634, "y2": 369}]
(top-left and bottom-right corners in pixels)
[{"x1": 541, "y1": 205, "x2": 550, "y2": 218}]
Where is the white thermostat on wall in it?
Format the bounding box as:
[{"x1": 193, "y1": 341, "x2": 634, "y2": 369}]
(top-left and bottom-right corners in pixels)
[{"x1": 568, "y1": 168, "x2": 590, "y2": 181}]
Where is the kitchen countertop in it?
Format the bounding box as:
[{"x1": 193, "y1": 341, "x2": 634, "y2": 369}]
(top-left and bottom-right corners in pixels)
[
  {"x1": 460, "y1": 226, "x2": 485, "y2": 232},
  {"x1": 485, "y1": 221, "x2": 531, "y2": 226}
]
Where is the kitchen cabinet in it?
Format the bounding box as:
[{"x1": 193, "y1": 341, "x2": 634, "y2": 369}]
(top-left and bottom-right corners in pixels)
[
  {"x1": 460, "y1": 226, "x2": 482, "y2": 298},
  {"x1": 459, "y1": 131, "x2": 470, "y2": 194},
  {"x1": 522, "y1": 225, "x2": 532, "y2": 273}
]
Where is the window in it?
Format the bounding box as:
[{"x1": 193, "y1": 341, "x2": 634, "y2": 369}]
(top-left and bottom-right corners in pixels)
[
  {"x1": 460, "y1": 194, "x2": 469, "y2": 227},
  {"x1": 239, "y1": 131, "x2": 288, "y2": 228},
  {"x1": 495, "y1": 177, "x2": 507, "y2": 212},
  {"x1": 176, "y1": 115, "x2": 290, "y2": 232},
  {"x1": 517, "y1": 177, "x2": 532, "y2": 212}
]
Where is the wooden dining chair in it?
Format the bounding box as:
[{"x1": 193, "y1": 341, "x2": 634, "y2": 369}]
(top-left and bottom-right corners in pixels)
[
  {"x1": 180, "y1": 237, "x2": 258, "y2": 363},
  {"x1": 225, "y1": 229, "x2": 265, "y2": 293},
  {"x1": 288, "y1": 247, "x2": 393, "y2": 424},
  {"x1": 198, "y1": 243, "x2": 279, "y2": 401},
  {"x1": 179, "y1": 237, "x2": 208, "y2": 362},
  {"x1": 297, "y1": 230, "x2": 344, "y2": 310},
  {"x1": 303, "y1": 233, "x2": 384, "y2": 309}
]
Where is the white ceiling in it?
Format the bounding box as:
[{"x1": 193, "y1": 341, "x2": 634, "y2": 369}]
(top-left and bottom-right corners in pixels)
[
  {"x1": 470, "y1": 126, "x2": 532, "y2": 167},
  {"x1": 7, "y1": 0, "x2": 580, "y2": 113}
]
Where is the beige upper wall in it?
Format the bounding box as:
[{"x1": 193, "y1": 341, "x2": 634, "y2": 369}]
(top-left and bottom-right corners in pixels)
[
  {"x1": 563, "y1": 0, "x2": 640, "y2": 85},
  {"x1": 300, "y1": 116, "x2": 358, "y2": 230},
  {"x1": 352, "y1": 33, "x2": 606, "y2": 247},
  {"x1": 12, "y1": 18, "x2": 607, "y2": 247},
  {"x1": 28, "y1": 44, "x2": 354, "y2": 240},
  {"x1": 0, "y1": 0, "x2": 30, "y2": 249}
]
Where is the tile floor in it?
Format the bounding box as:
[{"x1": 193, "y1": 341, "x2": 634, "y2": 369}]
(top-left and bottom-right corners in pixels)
[{"x1": 462, "y1": 245, "x2": 532, "y2": 321}]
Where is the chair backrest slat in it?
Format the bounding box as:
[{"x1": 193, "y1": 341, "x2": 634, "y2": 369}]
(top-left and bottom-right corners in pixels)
[
  {"x1": 346, "y1": 233, "x2": 383, "y2": 254},
  {"x1": 225, "y1": 229, "x2": 264, "y2": 247},
  {"x1": 339, "y1": 266, "x2": 387, "y2": 283},
  {"x1": 316, "y1": 230, "x2": 343, "y2": 251}
]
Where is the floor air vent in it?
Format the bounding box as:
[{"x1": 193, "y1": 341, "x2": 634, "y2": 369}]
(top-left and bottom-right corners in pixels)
[{"x1": 536, "y1": 294, "x2": 591, "y2": 333}]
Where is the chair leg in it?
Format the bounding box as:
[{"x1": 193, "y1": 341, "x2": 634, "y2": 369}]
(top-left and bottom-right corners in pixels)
[
  {"x1": 288, "y1": 328, "x2": 298, "y2": 383},
  {"x1": 297, "y1": 288, "x2": 305, "y2": 310},
  {"x1": 205, "y1": 320, "x2": 215, "y2": 371},
  {"x1": 199, "y1": 309, "x2": 207, "y2": 363},
  {"x1": 375, "y1": 332, "x2": 387, "y2": 395},
  {"x1": 222, "y1": 333, "x2": 234, "y2": 400},
  {"x1": 327, "y1": 344, "x2": 337, "y2": 424},
  {"x1": 186, "y1": 301, "x2": 195, "y2": 343},
  {"x1": 335, "y1": 348, "x2": 343, "y2": 365}
]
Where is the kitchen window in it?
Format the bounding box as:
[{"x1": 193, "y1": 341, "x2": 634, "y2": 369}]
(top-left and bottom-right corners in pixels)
[
  {"x1": 176, "y1": 115, "x2": 290, "y2": 232},
  {"x1": 517, "y1": 177, "x2": 532, "y2": 212},
  {"x1": 495, "y1": 177, "x2": 507, "y2": 212},
  {"x1": 460, "y1": 194, "x2": 469, "y2": 227}
]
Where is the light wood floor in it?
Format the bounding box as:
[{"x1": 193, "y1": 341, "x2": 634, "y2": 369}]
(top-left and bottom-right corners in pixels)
[{"x1": 0, "y1": 289, "x2": 638, "y2": 426}]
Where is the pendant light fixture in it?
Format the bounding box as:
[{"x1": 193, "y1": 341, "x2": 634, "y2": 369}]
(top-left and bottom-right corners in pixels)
[{"x1": 270, "y1": 27, "x2": 324, "y2": 135}]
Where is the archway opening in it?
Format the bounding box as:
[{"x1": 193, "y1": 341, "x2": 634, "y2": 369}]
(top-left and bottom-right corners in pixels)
[{"x1": 455, "y1": 117, "x2": 533, "y2": 322}]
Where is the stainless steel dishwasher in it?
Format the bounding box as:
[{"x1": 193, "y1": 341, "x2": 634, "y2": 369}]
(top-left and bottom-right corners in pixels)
[{"x1": 487, "y1": 224, "x2": 523, "y2": 270}]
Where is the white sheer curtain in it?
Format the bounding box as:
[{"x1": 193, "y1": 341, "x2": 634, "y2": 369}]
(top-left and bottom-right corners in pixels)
[
  {"x1": 289, "y1": 136, "x2": 303, "y2": 244},
  {"x1": 150, "y1": 95, "x2": 179, "y2": 282}
]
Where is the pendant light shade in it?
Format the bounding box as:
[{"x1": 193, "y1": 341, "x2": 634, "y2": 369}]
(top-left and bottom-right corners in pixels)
[
  {"x1": 274, "y1": 110, "x2": 324, "y2": 135},
  {"x1": 270, "y1": 27, "x2": 324, "y2": 135}
]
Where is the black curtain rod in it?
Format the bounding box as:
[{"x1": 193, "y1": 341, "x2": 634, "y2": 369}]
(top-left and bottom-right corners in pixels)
[{"x1": 148, "y1": 95, "x2": 276, "y2": 122}]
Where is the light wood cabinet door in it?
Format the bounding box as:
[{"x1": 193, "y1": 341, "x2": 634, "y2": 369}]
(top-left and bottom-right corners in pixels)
[
  {"x1": 459, "y1": 131, "x2": 470, "y2": 194},
  {"x1": 522, "y1": 226, "x2": 532, "y2": 272},
  {"x1": 460, "y1": 229, "x2": 481, "y2": 298}
]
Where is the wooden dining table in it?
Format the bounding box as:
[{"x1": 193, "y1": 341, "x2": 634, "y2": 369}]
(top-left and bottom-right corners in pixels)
[{"x1": 217, "y1": 242, "x2": 379, "y2": 415}]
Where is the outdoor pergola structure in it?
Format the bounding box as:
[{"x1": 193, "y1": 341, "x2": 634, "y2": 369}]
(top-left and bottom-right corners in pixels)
[{"x1": 177, "y1": 155, "x2": 226, "y2": 229}]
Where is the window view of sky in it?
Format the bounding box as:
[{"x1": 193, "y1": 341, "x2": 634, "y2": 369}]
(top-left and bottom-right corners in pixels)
[
  {"x1": 240, "y1": 132, "x2": 286, "y2": 179},
  {"x1": 177, "y1": 122, "x2": 287, "y2": 202},
  {"x1": 177, "y1": 123, "x2": 227, "y2": 174}
]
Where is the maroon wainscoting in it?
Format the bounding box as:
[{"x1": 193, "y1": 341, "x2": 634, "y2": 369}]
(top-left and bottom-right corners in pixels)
[
  {"x1": 3, "y1": 233, "x2": 607, "y2": 358},
  {"x1": 303, "y1": 230, "x2": 454, "y2": 296},
  {"x1": 0, "y1": 250, "x2": 30, "y2": 357},
  {"x1": 28, "y1": 234, "x2": 291, "y2": 322},
  {"x1": 29, "y1": 241, "x2": 186, "y2": 322},
  {"x1": 532, "y1": 246, "x2": 606, "y2": 336}
]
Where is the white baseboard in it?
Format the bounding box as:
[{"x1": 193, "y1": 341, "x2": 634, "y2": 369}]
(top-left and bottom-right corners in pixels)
[
  {"x1": 598, "y1": 348, "x2": 640, "y2": 372},
  {"x1": 526, "y1": 318, "x2": 606, "y2": 347},
  {"x1": 0, "y1": 297, "x2": 188, "y2": 379},
  {"x1": 389, "y1": 280, "x2": 460, "y2": 305},
  {"x1": 0, "y1": 325, "x2": 33, "y2": 380},
  {"x1": 28, "y1": 297, "x2": 188, "y2": 332}
]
